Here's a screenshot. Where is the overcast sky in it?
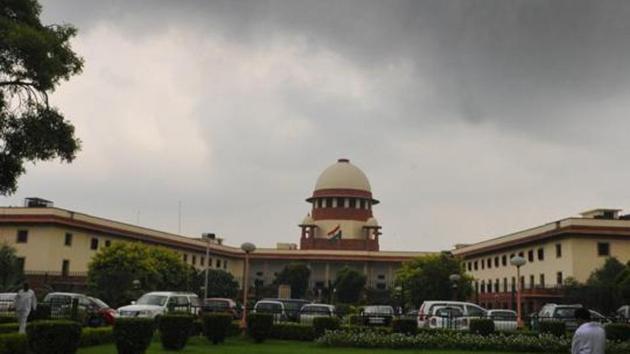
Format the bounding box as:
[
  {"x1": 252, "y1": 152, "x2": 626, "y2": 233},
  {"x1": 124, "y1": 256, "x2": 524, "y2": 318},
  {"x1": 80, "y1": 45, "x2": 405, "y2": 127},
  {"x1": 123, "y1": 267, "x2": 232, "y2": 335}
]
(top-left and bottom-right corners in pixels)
[{"x1": 3, "y1": 0, "x2": 630, "y2": 251}]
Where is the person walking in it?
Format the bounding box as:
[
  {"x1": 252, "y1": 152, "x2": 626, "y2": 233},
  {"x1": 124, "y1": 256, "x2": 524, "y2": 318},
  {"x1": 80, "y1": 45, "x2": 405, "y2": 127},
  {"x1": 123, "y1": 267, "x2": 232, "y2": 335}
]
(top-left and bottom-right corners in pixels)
[
  {"x1": 14, "y1": 282, "x2": 37, "y2": 334},
  {"x1": 571, "y1": 307, "x2": 605, "y2": 354}
]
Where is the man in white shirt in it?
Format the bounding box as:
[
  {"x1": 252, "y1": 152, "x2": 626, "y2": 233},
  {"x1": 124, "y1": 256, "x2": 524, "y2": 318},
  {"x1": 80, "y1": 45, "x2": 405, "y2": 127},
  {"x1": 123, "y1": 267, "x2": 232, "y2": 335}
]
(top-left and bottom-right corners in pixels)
[
  {"x1": 14, "y1": 282, "x2": 37, "y2": 334},
  {"x1": 571, "y1": 307, "x2": 606, "y2": 354}
]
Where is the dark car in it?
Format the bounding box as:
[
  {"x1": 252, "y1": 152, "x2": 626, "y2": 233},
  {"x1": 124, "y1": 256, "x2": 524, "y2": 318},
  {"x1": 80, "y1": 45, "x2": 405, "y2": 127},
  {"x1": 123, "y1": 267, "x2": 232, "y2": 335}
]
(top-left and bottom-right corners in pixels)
[
  {"x1": 262, "y1": 298, "x2": 311, "y2": 322},
  {"x1": 201, "y1": 298, "x2": 240, "y2": 319},
  {"x1": 361, "y1": 305, "x2": 395, "y2": 326},
  {"x1": 88, "y1": 296, "x2": 117, "y2": 326},
  {"x1": 43, "y1": 292, "x2": 114, "y2": 326}
]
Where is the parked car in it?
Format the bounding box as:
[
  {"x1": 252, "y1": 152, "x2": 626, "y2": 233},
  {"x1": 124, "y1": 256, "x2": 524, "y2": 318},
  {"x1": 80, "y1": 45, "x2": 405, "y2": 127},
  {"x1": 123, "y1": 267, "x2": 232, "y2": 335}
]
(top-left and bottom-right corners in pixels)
[
  {"x1": 487, "y1": 309, "x2": 518, "y2": 331},
  {"x1": 617, "y1": 305, "x2": 630, "y2": 322},
  {"x1": 262, "y1": 298, "x2": 310, "y2": 322},
  {"x1": 42, "y1": 292, "x2": 112, "y2": 326},
  {"x1": 0, "y1": 293, "x2": 16, "y2": 314},
  {"x1": 117, "y1": 292, "x2": 199, "y2": 319},
  {"x1": 361, "y1": 305, "x2": 395, "y2": 326},
  {"x1": 299, "y1": 304, "x2": 335, "y2": 325},
  {"x1": 201, "y1": 298, "x2": 240, "y2": 319},
  {"x1": 536, "y1": 304, "x2": 609, "y2": 331},
  {"x1": 417, "y1": 301, "x2": 486, "y2": 328},
  {"x1": 87, "y1": 296, "x2": 117, "y2": 326},
  {"x1": 253, "y1": 300, "x2": 287, "y2": 322},
  {"x1": 427, "y1": 306, "x2": 465, "y2": 330}
]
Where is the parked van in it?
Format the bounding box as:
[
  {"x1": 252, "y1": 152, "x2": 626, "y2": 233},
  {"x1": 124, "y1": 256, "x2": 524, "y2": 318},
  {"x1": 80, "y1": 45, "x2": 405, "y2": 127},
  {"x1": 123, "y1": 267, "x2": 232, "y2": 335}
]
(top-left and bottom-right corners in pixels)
[
  {"x1": 253, "y1": 300, "x2": 287, "y2": 322},
  {"x1": 117, "y1": 292, "x2": 199, "y2": 319},
  {"x1": 417, "y1": 301, "x2": 486, "y2": 328}
]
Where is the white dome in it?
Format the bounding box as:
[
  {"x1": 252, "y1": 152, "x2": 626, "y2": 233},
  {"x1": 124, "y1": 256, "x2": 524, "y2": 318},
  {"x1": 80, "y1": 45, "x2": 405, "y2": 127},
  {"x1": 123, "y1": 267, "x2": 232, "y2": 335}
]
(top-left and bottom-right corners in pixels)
[
  {"x1": 301, "y1": 214, "x2": 314, "y2": 225},
  {"x1": 314, "y1": 159, "x2": 371, "y2": 192},
  {"x1": 365, "y1": 217, "x2": 379, "y2": 227}
]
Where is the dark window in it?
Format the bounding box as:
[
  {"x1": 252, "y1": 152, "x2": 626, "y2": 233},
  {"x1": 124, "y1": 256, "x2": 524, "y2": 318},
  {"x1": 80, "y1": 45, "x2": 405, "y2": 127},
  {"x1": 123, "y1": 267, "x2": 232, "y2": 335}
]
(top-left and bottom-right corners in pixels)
[
  {"x1": 520, "y1": 276, "x2": 525, "y2": 290},
  {"x1": 90, "y1": 238, "x2": 98, "y2": 250},
  {"x1": 256, "y1": 271, "x2": 263, "y2": 276},
  {"x1": 487, "y1": 258, "x2": 492, "y2": 269},
  {"x1": 376, "y1": 283, "x2": 386, "y2": 290},
  {"x1": 503, "y1": 278, "x2": 508, "y2": 292},
  {"x1": 502, "y1": 255, "x2": 507, "y2": 266},
  {"x1": 527, "y1": 250, "x2": 534, "y2": 262},
  {"x1": 377, "y1": 274, "x2": 385, "y2": 280},
  {"x1": 224, "y1": 260, "x2": 228, "y2": 269},
  {"x1": 105, "y1": 240, "x2": 111, "y2": 247},
  {"x1": 192, "y1": 255, "x2": 196, "y2": 265},
  {"x1": 529, "y1": 275, "x2": 535, "y2": 289},
  {"x1": 518, "y1": 251, "x2": 524, "y2": 258},
  {"x1": 556, "y1": 244, "x2": 562, "y2": 258},
  {"x1": 480, "y1": 282, "x2": 485, "y2": 293},
  {"x1": 488, "y1": 280, "x2": 493, "y2": 293},
  {"x1": 349, "y1": 198, "x2": 356, "y2": 208},
  {"x1": 201, "y1": 257, "x2": 205, "y2": 266},
  {"x1": 16, "y1": 230, "x2": 28, "y2": 243},
  {"x1": 338, "y1": 198, "x2": 346, "y2": 208},
  {"x1": 597, "y1": 242, "x2": 610, "y2": 256},
  {"x1": 511, "y1": 277, "x2": 516, "y2": 291},
  {"x1": 474, "y1": 261, "x2": 478, "y2": 270},
  {"x1": 537, "y1": 248, "x2": 544, "y2": 261},
  {"x1": 216, "y1": 259, "x2": 221, "y2": 268},
  {"x1": 16, "y1": 257, "x2": 25, "y2": 271},
  {"x1": 494, "y1": 279, "x2": 499, "y2": 292},
  {"x1": 556, "y1": 272, "x2": 563, "y2": 285},
  {"x1": 62, "y1": 260, "x2": 70, "y2": 277},
  {"x1": 359, "y1": 199, "x2": 365, "y2": 209},
  {"x1": 539, "y1": 274, "x2": 545, "y2": 288},
  {"x1": 64, "y1": 233, "x2": 73, "y2": 246},
  {"x1": 326, "y1": 198, "x2": 333, "y2": 208},
  {"x1": 183, "y1": 254, "x2": 188, "y2": 262},
  {"x1": 467, "y1": 262, "x2": 472, "y2": 271},
  {"x1": 494, "y1": 257, "x2": 499, "y2": 267},
  {"x1": 481, "y1": 260, "x2": 485, "y2": 270}
]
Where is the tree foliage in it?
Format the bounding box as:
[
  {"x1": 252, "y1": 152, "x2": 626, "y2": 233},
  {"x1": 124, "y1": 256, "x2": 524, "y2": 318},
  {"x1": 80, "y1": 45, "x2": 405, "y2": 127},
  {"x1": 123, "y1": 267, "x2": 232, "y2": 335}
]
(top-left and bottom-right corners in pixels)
[
  {"x1": 395, "y1": 253, "x2": 472, "y2": 308},
  {"x1": 334, "y1": 266, "x2": 366, "y2": 304},
  {"x1": 0, "y1": 242, "x2": 23, "y2": 291},
  {"x1": 203, "y1": 269, "x2": 239, "y2": 298},
  {"x1": 0, "y1": 0, "x2": 83, "y2": 195},
  {"x1": 274, "y1": 263, "x2": 311, "y2": 299},
  {"x1": 87, "y1": 242, "x2": 194, "y2": 307}
]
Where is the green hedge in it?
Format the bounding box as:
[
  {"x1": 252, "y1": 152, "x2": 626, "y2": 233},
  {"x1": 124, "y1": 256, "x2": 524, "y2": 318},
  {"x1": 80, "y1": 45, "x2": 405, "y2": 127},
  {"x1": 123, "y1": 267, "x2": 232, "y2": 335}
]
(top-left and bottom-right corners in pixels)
[
  {"x1": 605, "y1": 323, "x2": 630, "y2": 342},
  {"x1": 0, "y1": 324, "x2": 17, "y2": 335},
  {"x1": 0, "y1": 317, "x2": 15, "y2": 325},
  {"x1": 202, "y1": 313, "x2": 232, "y2": 344},
  {"x1": 26, "y1": 320, "x2": 82, "y2": 354},
  {"x1": 391, "y1": 318, "x2": 417, "y2": 335},
  {"x1": 348, "y1": 315, "x2": 364, "y2": 326},
  {"x1": 313, "y1": 317, "x2": 340, "y2": 338},
  {"x1": 469, "y1": 319, "x2": 495, "y2": 336},
  {"x1": 114, "y1": 318, "x2": 155, "y2": 354},
  {"x1": 538, "y1": 321, "x2": 566, "y2": 337},
  {"x1": 228, "y1": 320, "x2": 242, "y2": 337},
  {"x1": 0, "y1": 333, "x2": 27, "y2": 354},
  {"x1": 79, "y1": 326, "x2": 114, "y2": 347},
  {"x1": 159, "y1": 314, "x2": 193, "y2": 350},
  {"x1": 29, "y1": 304, "x2": 51, "y2": 321},
  {"x1": 270, "y1": 323, "x2": 314, "y2": 341},
  {"x1": 247, "y1": 314, "x2": 273, "y2": 343}
]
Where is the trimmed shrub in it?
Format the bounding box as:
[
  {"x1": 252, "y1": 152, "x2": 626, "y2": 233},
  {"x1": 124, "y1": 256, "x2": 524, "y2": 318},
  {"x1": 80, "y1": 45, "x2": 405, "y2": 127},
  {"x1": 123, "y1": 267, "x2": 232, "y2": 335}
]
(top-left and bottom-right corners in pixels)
[
  {"x1": 0, "y1": 333, "x2": 27, "y2": 354},
  {"x1": 348, "y1": 314, "x2": 364, "y2": 326},
  {"x1": 114, "y1": 318, "x2": 155, "y2": 354},
  {"x1": 159, "y1": 314, "x2": 193, "y2": 350},
  {"x1": 227, "y1": 321, "x2": 242, "y2": 337},
  {"x1": 190, "y1": 319, "x2": 203, "y2": 337},
  {"x1": 26, "y1": 320, "x2": 82, "y2": 354},
  {"x1": 270, "y1": 323, "x2": 314, "y2": 341},
  {"x1": 247, "y1": 313, "x2": 273, "y2": 343},
  {"x1": 539, "y1": 320, "x2": 566, "y2": 337},
  {"x1": 605, "y1": 323, "x2": 630, "y2": 342},
  {"x1": 29, "y1": 304, "x2": 51, "y2": 321},
  {"x1": 469, "y1": 319, "x2": 495, "y2": 336},
  {"x1": 79, "y1": 326, "x2": 114, "y2": 347},
  {"x1": 0, "y1": 317, "x2": 15, "y2": 325},
  {"x1": 342, "y1": 325, "x2": 392, "y2": 335},
  {"x1": 391, "y1": 318, "x2": 417, "y2": 335},
  {"x1": 313, "y1": 317, "x2": 340, "y2": 338},
  {"x1": 201, "y1": 313, "x2": 232, "y2": 344},
  {"x1": 0, "y1": 323, "x2": 17, "y2": 334}
]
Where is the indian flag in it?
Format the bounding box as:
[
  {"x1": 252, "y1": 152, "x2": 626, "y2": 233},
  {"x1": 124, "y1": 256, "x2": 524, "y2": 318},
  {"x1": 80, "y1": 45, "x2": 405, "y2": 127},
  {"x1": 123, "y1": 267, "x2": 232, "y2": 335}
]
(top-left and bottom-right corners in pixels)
[{"x1": 327, "y1": 225, "x2": 342, "y2": 241}]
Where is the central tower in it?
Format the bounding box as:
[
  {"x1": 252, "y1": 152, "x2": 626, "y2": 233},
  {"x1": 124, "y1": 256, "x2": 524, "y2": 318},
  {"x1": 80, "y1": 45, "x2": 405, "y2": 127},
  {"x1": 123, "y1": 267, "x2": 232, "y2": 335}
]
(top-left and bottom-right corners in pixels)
[{"x1": 299, "y1": 158, "x2": 381, "y2": 251}]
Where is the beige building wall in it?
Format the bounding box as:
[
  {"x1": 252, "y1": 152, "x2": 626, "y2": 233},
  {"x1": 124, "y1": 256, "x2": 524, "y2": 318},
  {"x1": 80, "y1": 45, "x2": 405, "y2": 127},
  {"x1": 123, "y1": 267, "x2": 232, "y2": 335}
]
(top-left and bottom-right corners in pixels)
[{"x1": 570, "y1": 237, "x2": 630, "y2": 281}]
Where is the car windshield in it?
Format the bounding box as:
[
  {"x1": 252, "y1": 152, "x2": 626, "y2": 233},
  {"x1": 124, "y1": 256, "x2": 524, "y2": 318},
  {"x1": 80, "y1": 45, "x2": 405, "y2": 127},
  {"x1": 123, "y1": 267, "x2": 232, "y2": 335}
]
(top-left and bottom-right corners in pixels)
[
  {"x1": 301, "y1": 306, "x2": 330, "y2": 315},
  {"x1": 555, "y1": 307, "x2": 580, "y2": 319},
  {"x1": 364, "y1": 306, "x2": 393, "y2": 314},
  {"x1": 44, "y1": 295, "x2": 72, "y2": 304},
  {"x1": 256, "y1": 302, "x2": 281, "y2": 312},
  {"x1": 434, "y1": 307, "x2": 463, "y2": 317},
  {"x1": 89, "y1": 297, "x2": 109, "y2": 309},
  {"x1": 205, "y1": 300, "x2": 229, "y2": 309},
  {"x1": 136, "y1": 295, "x2": 168, "y2": 306},
  {"x1": 490, "y1": 311, "x2": 516, "y2": 320}
]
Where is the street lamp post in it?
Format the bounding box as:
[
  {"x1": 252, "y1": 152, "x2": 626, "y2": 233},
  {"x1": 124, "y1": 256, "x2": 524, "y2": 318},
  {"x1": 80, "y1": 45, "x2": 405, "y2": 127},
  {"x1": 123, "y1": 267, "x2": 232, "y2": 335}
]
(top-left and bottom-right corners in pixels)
[
  {"x1": 240, "y1": 242, "x2": 256, "y2": 328},
  {"x1": 510, "y1": 256, "x2": 526, "y2": 328},
  {"x1": 449, "y1": 274, "x2": 461, "y2": 301},
  {"x1": 203, "y1": 233, "x2": 215, "y2": 300}
]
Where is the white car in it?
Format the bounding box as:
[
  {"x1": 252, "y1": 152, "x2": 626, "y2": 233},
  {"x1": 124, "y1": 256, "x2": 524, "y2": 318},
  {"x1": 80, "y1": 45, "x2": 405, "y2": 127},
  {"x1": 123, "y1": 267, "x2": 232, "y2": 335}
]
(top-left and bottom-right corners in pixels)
[
  {"x1": 299, "y1": 304, "x2": 335, "y2": 325},
  {"x1": 617, "y1": 305, "x2": 630, "y2": 322},
  {"x1": 427, "y1": 306, "x2": 465, "y2": 330},
  {"x1": 253, "y1": 300, "x2": 287, "y2": 323},
  {"x1": 487, "y1": 309, "x2": 517, "y2": 331},
  {"x1": 117, "y1": 292, "x2": 199, "y2": 319},
  {"x1": 417, "y1": 301, "x2": 486, "y2": 328}
]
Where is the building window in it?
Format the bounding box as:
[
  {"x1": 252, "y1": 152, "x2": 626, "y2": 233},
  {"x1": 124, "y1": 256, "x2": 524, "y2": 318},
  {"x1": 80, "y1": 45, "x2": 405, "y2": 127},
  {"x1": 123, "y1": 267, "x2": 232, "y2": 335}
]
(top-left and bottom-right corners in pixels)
[
  {"x1": 16, "y1": 230, "x2": 28, "y2": 243},
  {"x1": 502, "y1": 255, "x2": 507, "y2": 266},
  {"x1": 597, "y1": 242, "x2": 610, "y2": 256},
  {"x1": 481, "y1": 260, "x2": 485, "y2": 270},
  {"x1": 527, "y1": 250, "x2": 534, "y2": 262},
  {"x1": 216, "y1": 259, "x2": 221, "y2": 268},
  {"x1": 359, "y1": 199, "x2": 365, "y2": 209},
  {"x1": 511, "y1": 277, "x2": 516, "y2": 291},
  {"x1": 62, "y1": 260, "x2": 70, "y2": 277},
  {"x1": 494, "y1": 279, "x2": 500, "y2": 292},
  {"x1": 503, "y1": 278, "x2": 508, "y2": 292},
  {"x1": 326, "y1": 198, "x2": 333, "y2": 208},
  {"x1": 201, "y1": 257, "x2": 205, "y2": 266},
  {"x1": 556, "y1": 272, "x2": 563, "y2": 285},
  {"x1": 192, "y1": 255, "x2": 197, "y2": 266},
  {"x1": 488, "y1": 279, "x2": 493, "y2": 293},
  {"x1": 105, "y1": 240, "x2": 111, "y2": 247},
  {"x1": 494, "y1": 257, "x2": 499, "y2": 267},
  {"x1": 529, "y1": 275, "x2": 535, "y2": 289},
  {"x1": 487, "y1": 258, "x2": 492, "y2": 269},
  {"x1": 480, "y1": 281, "x2": 485, "y2": 293},
  {"x1": 16, "y1": 257, "x2": 25, "y2": 271},
  {"x1": 224, "y1": 260, "x2": 228, "y2": 269},
  {"x1": 376, "y1": 283, "x2": 386, "y2": 290},
  {"x1": 467, "y1": 262, "x2": 472, "y2": 272},
  {"x1": 539, "y1": 274, "x2": 545, "y2": 288},
  {"x1": 474, "y1": 261, "x2": 478, "y2": 271},
  {"x1": 556, "y1": 243, "x2": 562, "y2": 258},
  {"x1": 90, "y1": 238, "x2": 98, "y2": 250},
  {"x1": 183, "y1": 254, "x2": 188, "y2": 263},
  {"x1": 349, "y1": 198, "x2": 356, "y2": 208},
  {"x1": 64, "y1": 233, "x2": 73, "y2": 246},
  {"x1": 537, "y1": 248, "x2": 544, "y2": 261},
  {"x1": 474, "y1": 281, "x2": 479, "y2": 293}
]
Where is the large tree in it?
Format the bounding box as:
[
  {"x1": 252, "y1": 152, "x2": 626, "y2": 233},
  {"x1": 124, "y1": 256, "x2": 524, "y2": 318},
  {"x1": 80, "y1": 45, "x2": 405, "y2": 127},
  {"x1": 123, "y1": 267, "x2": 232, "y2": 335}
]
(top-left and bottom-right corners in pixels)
[
  {"x1": 274, "y1": 263, "x2": 311, "y2": 299},
  {"x1": 202, "y1": 269, "x2": 239, "y2": 299},
  {"x1": 334, "y1": 266, "x2": 366, "y2": 304},
  {"x1": 87, "y1": 242, "x2": 194, "y2": 307},
  {"x1": 0, "y1": 0, "x2": 83, "y2": 195},
  {"x1": 395, "y1": 253, "x2": 472, "y2": 308},
  {"x1": 0, "y1": 242, "x2": 23, "y2": 291}
]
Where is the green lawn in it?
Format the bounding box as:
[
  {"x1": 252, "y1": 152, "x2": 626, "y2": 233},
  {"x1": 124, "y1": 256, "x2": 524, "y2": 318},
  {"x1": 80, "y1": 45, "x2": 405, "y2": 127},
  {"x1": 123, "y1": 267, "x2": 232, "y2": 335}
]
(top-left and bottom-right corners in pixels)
[{"x1": 77, "y1": 337, "x2": 540, "y2": 354}]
